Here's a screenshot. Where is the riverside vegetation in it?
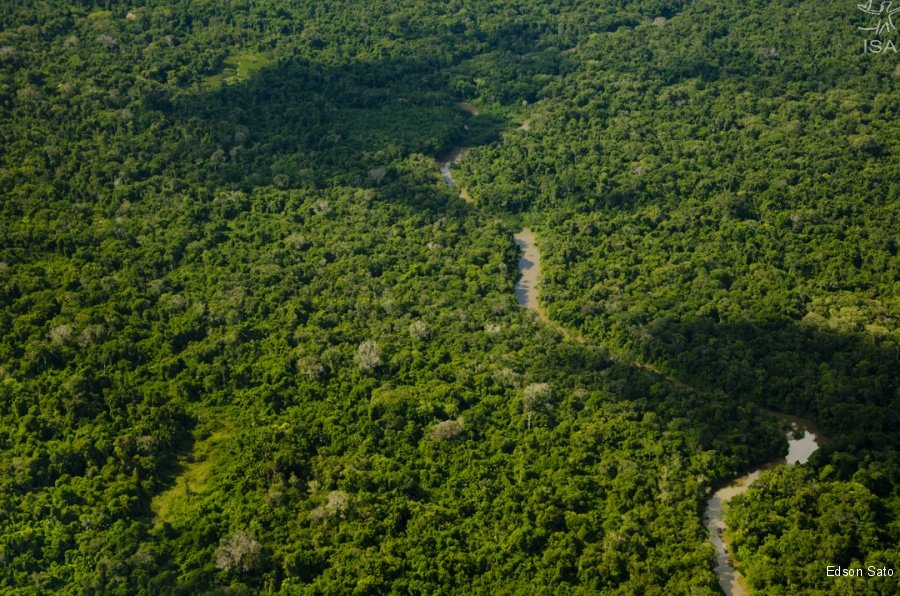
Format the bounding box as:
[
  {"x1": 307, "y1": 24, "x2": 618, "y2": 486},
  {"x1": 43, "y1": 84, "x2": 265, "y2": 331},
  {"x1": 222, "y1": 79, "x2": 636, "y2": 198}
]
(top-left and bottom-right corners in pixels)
[{"x1": 0, "y1": 1, "x2": 897, "y2": 594}]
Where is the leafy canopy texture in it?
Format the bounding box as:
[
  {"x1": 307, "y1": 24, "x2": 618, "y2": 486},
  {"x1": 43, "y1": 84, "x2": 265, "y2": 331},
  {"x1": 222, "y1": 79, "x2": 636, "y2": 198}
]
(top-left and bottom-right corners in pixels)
[{"x1": 0, "y1": 0, "x2": 896, "y2": 593}]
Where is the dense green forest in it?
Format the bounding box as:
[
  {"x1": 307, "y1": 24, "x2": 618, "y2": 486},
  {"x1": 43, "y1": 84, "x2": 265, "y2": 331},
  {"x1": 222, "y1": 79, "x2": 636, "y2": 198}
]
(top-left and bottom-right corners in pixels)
[{"x1": 0, "y1": 0, "x2": 896, "y2": 593}]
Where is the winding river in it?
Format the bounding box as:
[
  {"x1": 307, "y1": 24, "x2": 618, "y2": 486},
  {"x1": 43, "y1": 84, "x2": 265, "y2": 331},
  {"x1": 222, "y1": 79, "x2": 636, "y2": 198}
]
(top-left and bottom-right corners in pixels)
[
  {"x1": 437, "y1": 149, "x2": 465, "y2": 187},
  {"x1": 505, "y1": 218, "x2": 824, "y2": 594},
  {"x1": 513, "y1": 228, "x2": 545, "y2": 319},
  {"x1": 436, "y1": 150, "x2": 543, "y2": 317},
  {"x1": 436, "y1": 149, "x2": 474, "y2": 205},
  {"x1": 704, "y1": 416, "x2": 822, "y2": 595},
  {"x1": 437, "y1": 138, "x2": 822, "y2": 595}
]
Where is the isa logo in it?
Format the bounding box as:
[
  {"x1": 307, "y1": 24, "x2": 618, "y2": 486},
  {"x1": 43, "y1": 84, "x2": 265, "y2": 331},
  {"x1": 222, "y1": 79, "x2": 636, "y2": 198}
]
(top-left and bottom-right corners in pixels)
[{"x1": 858, "y1": 1, "x2": 899, "y2": 53}]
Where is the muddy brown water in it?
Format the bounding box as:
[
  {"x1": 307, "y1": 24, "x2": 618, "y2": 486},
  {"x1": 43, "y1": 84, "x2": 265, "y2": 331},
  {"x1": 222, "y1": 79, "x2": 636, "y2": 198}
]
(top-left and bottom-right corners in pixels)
[
  {"x1": 703, "y1": 415, "x2": 822, "y2": 595},
  {"x1": 513, "y1": 228, "x2": 546, "y2": 319},
  {"x1": 437, "y1": 142, "x2": 819, "y2": 596},
  {"x1": 456, "y1": 101, "x2": 480, "y2": 116}
]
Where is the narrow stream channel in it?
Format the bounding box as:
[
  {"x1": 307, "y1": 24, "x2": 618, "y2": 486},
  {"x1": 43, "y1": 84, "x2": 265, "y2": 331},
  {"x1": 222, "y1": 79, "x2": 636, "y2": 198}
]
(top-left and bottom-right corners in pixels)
[
  {"x1": 513, "y1": 228, "x2": 544, "y2": 318},
  {"x1": 437, "y1": 142, "x2": 819, "y2": 595},
  {"x1": 437, "y1": 149, "x2": 466, "y2": 187},
  {"x1": 435, "y1": 150, "x2": 541, "y2": 317},
  {"x1": 704, "y1": 416, "x2": 821, "y2": 595},
  {"x1": 436, "y1": 149, "x2": 474, "y2": 205}
]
